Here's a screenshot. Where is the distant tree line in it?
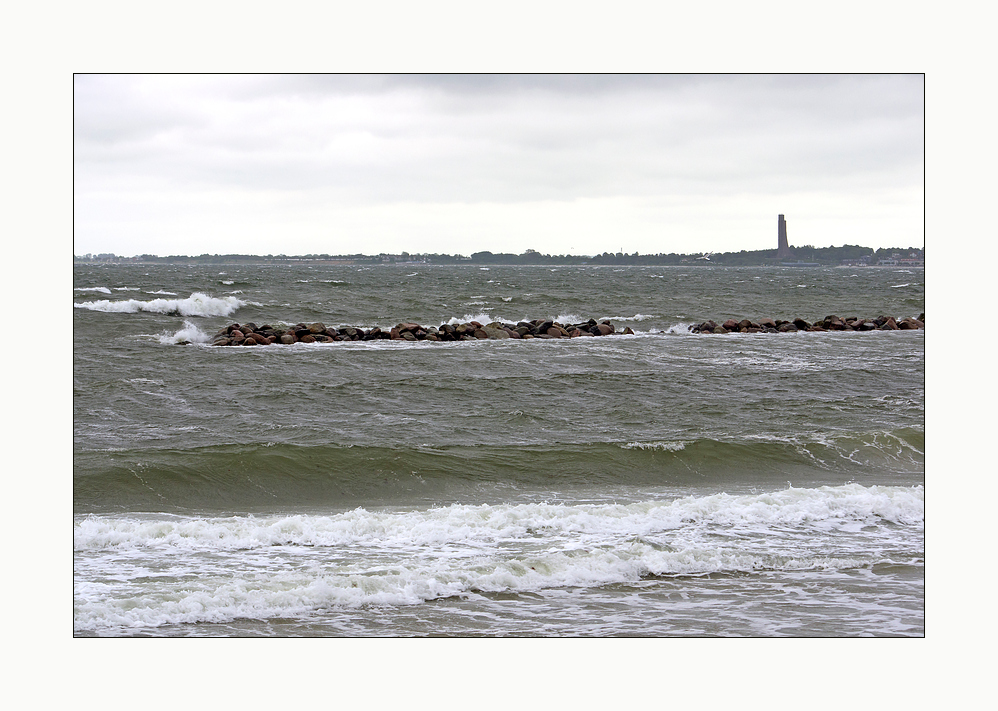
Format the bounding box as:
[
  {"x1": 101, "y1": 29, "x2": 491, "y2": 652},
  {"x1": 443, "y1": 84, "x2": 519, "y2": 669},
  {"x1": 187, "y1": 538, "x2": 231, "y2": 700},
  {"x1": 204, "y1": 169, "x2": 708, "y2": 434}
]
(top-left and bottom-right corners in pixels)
[{"x1": 75, "y1": 245, "x2": 922, "y2": 266}]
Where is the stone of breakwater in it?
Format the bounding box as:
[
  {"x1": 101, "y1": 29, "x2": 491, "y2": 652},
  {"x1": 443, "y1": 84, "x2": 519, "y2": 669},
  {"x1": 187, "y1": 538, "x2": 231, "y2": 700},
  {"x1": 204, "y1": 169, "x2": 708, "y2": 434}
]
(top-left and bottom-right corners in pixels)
[
  {"x1": 209, "y1": 318, "x2": 636, "y2": 346},
  {"x1": 688, "y1": 313, "x2": 925, "y2": 334}
]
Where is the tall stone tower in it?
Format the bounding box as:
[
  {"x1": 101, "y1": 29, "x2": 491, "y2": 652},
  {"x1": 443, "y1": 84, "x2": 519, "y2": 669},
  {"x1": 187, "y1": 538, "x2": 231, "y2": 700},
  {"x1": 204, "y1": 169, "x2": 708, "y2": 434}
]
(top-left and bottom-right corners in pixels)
[{"x1": 777, "y1": 214, "x2": 791, "y2": 258}]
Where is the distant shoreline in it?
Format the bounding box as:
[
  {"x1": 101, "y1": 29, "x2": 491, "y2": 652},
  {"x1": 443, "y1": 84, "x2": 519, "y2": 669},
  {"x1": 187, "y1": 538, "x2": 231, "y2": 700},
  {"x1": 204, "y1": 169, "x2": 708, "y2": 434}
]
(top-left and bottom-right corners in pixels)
[
  {"x1": 74, "y1": 242, "x2": 924, "y2": 268},
  {"x1": 74, "y1": 259, "x2": 925, "y2": 269}
]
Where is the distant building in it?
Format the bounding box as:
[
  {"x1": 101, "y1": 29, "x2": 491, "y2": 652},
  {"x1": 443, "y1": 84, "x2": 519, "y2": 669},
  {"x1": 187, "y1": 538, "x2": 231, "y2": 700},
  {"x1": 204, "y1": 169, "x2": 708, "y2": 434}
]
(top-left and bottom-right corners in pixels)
[
  {"x1": 841, "y1": 255, "x2": 874, "y2": 267},
  {"x1": 777, "y1": 215, "x2": 791, "y2": 258}
]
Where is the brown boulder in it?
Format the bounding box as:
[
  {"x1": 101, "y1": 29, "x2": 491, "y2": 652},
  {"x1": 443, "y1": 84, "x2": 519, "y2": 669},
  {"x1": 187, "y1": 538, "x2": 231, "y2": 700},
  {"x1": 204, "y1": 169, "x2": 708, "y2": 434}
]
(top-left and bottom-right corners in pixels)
[{"x1": 482, "y1": 326, "x2": 510, "y2": 339}]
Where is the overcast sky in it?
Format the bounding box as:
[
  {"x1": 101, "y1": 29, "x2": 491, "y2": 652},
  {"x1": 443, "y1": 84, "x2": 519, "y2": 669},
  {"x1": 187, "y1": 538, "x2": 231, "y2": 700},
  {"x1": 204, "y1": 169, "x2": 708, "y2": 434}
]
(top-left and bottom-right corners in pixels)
[{"x1": 73, "y1": 74, "x2": 924, "y2": 257}]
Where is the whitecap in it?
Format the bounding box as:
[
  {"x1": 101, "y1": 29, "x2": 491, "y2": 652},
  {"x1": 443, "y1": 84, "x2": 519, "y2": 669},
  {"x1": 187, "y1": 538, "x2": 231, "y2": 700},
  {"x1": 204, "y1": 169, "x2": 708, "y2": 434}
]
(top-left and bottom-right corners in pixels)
[
  {"x1": 158, "y1": 321, "x2": 213, "y2": 345},
  {"x1": 603, "y1": 314, "x2": 657, "y2": 322},
  {"x1": 554, "y1": 313, "x2": 585, "y2": 325},
  {"x1": 445, "y1": 312, "x2": 495, "y2": 326},
  {"x1": 663, "y1": 323, "x2": 696, "y2": 335},
  {"x1": 620, "y1": 441, "x2": 688, "y2": 451},
  {"x1": 73, "y1": 292, "x2": 244, "y2": 317}
]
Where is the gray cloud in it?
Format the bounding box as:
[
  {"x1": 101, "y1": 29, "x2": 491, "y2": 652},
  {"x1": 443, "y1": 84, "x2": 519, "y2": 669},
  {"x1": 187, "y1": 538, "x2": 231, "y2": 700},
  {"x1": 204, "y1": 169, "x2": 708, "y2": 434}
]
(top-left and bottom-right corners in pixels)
[{"x1": 73, "y1": 74, "x2": 924, "y2": 254}]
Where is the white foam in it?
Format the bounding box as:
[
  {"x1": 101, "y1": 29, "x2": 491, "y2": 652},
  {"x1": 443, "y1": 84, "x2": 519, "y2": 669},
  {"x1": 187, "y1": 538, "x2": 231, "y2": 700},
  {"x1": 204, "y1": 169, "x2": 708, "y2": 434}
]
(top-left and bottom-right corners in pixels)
[
  {"x1": 73, "y1": 292, "x2": 244, "y2": 317},
  {"x1": 74, "y1": 484, "x2": 923, "y2": 631},
  {"x1": 158, "y1": 321, "x2": 213, "y2": 345},
  {"x1": 76, "y1": 485, "x2": 922, "y2": 553},
  {"x1": 445, "y1": 312, "x2": 495, "y2": 326},
  {"x1": 554, "y1": 313, "x2": 585, "y2": 325},
  {"x1": 75, "y1": 287, "x2": 111, "y2": 294},
  {"x1": 606, "y1": 313, "x2": 657, "y2": 322},
  {"x1": 621, "y1": 441, "x2": 688, "y2": 451},
  {"x1": 74, "y1": 485, "x2": 923, "y2": 632},
  {"x1": 146, "y1": 290, "x2": 178, "y2": 296},
  {"x1": 663, "y1": 322, "x2": 696, "y2": 335}
]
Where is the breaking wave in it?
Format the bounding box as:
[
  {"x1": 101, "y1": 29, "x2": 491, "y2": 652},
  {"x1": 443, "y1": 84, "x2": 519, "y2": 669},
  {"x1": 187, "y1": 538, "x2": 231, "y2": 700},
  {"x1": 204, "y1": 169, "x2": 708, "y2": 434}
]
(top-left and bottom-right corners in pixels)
[
  {"x1": 73, "y1": 483, "x2": 923, "y2": 632},
  {"x1": 74, "y1": 292, "x2": 244, "y2": 317}
]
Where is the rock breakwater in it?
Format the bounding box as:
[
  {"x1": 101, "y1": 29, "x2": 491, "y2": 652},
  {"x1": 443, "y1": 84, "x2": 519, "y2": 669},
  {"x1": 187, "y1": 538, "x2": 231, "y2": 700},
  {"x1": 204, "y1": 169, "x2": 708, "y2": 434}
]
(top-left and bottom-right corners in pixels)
[
  {"x1": 689, "y1": 313, "x2": 925, "y2": 334},
  {"x1": 208, "y1": 318, "x2": 635, "y2": 346}
]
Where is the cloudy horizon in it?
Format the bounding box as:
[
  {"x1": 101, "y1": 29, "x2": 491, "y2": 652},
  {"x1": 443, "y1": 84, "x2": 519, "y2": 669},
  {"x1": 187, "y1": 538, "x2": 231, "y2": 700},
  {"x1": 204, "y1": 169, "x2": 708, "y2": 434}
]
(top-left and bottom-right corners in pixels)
[{"x1": 73, "y1": 74, "x2": 924, "y2": 258}]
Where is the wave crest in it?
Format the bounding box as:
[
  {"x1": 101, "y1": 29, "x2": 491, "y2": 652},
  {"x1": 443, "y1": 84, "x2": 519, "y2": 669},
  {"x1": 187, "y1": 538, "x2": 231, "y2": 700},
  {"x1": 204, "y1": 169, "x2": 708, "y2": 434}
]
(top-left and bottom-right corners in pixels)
[{"x1": 74, "y1": 292, "x2": 244, "y2": 317}]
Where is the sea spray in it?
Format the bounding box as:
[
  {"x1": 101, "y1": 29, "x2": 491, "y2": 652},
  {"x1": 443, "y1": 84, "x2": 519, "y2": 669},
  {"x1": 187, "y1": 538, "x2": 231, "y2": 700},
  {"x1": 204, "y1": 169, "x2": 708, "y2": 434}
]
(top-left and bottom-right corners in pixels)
[{"x1": 158, "y1": 321, "x2": 212, "y2": 345}]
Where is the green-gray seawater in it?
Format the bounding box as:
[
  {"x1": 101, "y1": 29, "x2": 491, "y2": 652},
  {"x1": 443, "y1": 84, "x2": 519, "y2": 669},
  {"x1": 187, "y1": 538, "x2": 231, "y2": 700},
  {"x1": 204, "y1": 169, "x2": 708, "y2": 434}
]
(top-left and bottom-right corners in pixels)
[{"x1": 74, "y1": 264, "x2": 924, "y2": 636}]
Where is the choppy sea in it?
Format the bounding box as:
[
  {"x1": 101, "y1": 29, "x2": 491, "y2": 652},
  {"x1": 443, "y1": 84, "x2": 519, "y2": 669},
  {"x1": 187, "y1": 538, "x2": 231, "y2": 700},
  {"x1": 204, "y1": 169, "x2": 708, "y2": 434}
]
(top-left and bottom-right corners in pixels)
[{"x1": 73, "y1": 263, "x2": 924, "y2": 636}]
